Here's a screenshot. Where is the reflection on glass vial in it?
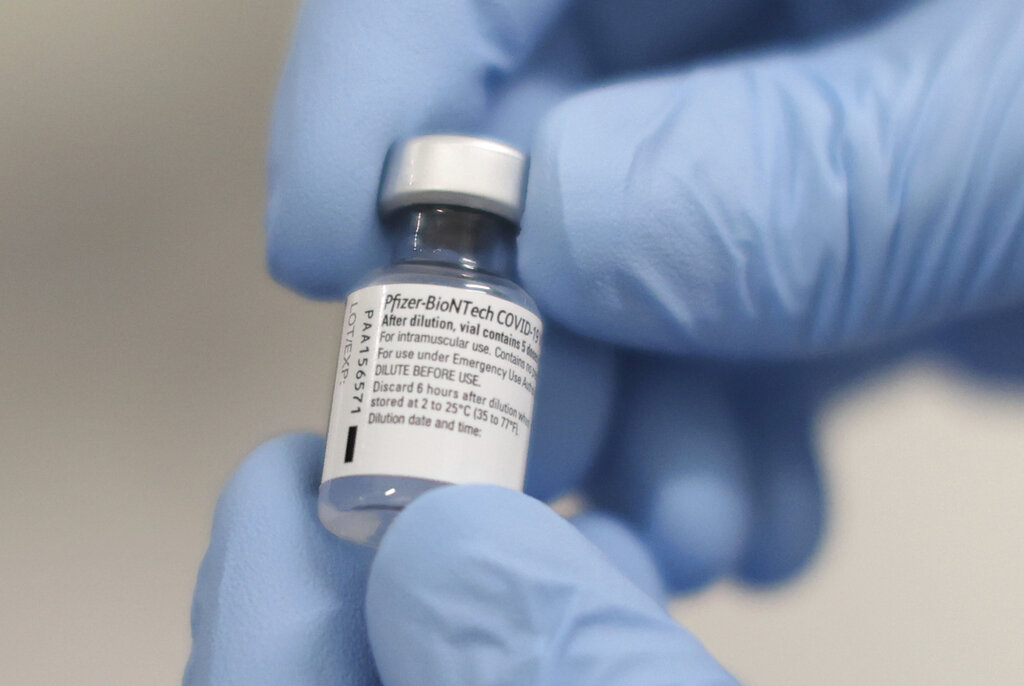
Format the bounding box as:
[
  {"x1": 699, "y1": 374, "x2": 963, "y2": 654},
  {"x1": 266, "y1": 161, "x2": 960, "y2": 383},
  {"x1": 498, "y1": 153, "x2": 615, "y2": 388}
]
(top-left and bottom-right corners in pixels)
[{"x1": 319, "y1": 135, "x2": 543, "y2": 546}]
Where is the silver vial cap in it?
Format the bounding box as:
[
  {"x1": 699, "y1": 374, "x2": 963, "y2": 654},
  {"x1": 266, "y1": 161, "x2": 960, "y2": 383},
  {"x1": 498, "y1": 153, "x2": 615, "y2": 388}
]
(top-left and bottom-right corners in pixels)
[{"x1": 379, "y1": 135, "x2": 527, "y2": 224}]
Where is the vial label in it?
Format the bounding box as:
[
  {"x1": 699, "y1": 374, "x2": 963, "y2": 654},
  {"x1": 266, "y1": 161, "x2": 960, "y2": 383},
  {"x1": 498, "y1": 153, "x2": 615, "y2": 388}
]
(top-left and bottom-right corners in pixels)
[{"x1": 323, "y1": 283, "x2": 543, "y2": 489}]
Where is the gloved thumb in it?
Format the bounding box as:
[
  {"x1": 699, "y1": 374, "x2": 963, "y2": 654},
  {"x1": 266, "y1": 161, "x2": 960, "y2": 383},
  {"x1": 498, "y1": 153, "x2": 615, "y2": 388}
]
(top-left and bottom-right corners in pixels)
[{"x1": 365, "y1": 485, "x2": 738, "y2": 685}]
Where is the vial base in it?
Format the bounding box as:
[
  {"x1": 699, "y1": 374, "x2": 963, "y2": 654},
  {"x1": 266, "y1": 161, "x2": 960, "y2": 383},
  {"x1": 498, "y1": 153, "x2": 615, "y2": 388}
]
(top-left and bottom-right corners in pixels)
[{"x1": 318, "y1": 475, "x2": 449, "y2": 547}]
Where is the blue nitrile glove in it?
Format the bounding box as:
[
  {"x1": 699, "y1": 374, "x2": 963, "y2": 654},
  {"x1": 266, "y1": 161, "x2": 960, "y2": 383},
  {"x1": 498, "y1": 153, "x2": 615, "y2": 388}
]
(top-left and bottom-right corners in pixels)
[
  {"x1": 265, "y1": 0, "x2": 1024, "y2": 594},
  {"x1": 185, "y1": 435, "x2": 735, "y2": 685}
]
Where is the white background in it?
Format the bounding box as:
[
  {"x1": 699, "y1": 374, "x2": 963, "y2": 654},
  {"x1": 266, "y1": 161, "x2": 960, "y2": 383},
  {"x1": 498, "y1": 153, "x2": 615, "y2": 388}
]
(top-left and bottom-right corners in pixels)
[{"x1": 2, "y1": 2, "x2": 1022, "y2": 683}]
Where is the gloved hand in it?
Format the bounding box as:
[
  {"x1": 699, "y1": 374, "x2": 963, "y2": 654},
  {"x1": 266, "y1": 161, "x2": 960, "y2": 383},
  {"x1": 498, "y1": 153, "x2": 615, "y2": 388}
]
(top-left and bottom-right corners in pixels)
[
  {"x1": 264, "y1": 0, "x2": 1024, "y2": 597},
  {"x1": 187, "y1": 6, "x2": 1024, "y2": 682},
  {"x1": 185, "y1": 434, "x2": 738, "y2": 685}
]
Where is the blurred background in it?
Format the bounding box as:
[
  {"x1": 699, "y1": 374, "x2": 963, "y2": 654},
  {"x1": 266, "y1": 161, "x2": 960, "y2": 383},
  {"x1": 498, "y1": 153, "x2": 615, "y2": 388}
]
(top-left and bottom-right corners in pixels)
[{"x1": 2, "y1": 2, "x2": 1022, "y2": 684}]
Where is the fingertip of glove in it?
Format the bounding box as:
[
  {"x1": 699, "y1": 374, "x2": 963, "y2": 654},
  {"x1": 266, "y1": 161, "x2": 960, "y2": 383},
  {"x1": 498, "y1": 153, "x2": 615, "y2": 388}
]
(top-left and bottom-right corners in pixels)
[
  {"x1": 265, "y1": 231, "x2": 347, "y2": 300},
  {"x1": 365, "y1": 486, "x2": 573, "y2": 682},
  {"x1": 367, "y1": 484, "x2": 647, "y2": 635},
  {"x1": 220, "y1": 432, "x2": 325, "y2": 509},
  {"x1": 264, "y1": 73, "x2": 391, "y2": 301},
  {"x1": 736, "y1": 461, "x2": 826, "y2": 587},
  {"x1": 367, "y1": 485, "x2": 668, "y2": 629},
  {"x1": 264, "y1": 187, "x2": 365, "y2": 300},
  {"x1": 737, "y1": 534, "x2": 821, "y2": 588},
  {"x1": 646, "y1": 473, "x2": 753, "y2": 592},
  {"x1": 370, "y1": 485, "x2": 560, "y2": 590}
]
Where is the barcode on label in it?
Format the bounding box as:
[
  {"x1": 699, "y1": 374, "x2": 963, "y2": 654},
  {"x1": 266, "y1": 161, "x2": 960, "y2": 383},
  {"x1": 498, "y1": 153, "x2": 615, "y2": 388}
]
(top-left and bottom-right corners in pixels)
[{"x1": 344, "y1": 426, "x2": 357, "y2": 463}]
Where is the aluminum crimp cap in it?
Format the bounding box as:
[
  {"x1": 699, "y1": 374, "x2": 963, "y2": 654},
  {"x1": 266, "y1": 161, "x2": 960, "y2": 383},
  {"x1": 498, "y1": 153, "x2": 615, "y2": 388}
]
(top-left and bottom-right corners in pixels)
[{"x1": 378, "y1": 134, "x2": 528, "y2": 225}]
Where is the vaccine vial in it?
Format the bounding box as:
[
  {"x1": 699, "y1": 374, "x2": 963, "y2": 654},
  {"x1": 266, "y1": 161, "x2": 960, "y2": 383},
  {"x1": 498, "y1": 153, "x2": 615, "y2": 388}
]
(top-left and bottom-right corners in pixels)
[{"x1": 319, "y1": 135, "x2": 543, "y2": 546}]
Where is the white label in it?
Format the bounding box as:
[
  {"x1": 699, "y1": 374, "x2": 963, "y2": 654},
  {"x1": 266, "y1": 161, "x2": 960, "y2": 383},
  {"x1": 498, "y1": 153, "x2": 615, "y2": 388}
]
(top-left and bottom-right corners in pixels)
[{"x1": 322, "y1": 283, "x2": 543, "y2": 489}]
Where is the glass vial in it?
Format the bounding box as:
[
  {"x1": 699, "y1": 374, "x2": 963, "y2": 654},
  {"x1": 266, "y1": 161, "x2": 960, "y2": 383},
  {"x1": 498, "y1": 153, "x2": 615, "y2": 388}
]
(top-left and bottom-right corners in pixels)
[{"x1": 319, "y1": 135, "x2": 543, "y2": 546}]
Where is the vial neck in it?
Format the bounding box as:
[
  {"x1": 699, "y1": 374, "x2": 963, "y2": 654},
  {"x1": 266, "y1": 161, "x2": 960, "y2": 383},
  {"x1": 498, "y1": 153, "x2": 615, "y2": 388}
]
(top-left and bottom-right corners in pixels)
[{"x1": 389, "y1": 206, "x2": 518, "y2": 279}]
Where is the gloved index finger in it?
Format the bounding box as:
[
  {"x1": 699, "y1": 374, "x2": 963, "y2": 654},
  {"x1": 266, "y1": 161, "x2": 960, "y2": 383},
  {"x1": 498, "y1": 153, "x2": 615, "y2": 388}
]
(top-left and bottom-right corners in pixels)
[
  {"x1": 520, "y1": 0, "x2": 1024, "y2": 356},
  {"x1": 266, "y1": 0, "x2": 572, "y2": 299}
]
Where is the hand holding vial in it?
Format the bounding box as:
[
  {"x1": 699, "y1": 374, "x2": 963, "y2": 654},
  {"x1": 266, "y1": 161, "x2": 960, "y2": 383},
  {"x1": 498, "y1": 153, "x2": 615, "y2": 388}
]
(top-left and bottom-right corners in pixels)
[{"x1": 186, "y1": 0, "x2": 1024, "y2": 683}]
